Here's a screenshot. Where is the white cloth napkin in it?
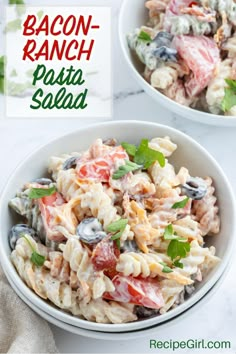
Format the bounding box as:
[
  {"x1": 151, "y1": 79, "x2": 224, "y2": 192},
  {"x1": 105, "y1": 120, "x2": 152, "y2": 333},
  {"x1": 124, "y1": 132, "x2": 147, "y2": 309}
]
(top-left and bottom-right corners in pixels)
[{"x1": 0, "y1": 266, "x2": 58, "y2": 353}]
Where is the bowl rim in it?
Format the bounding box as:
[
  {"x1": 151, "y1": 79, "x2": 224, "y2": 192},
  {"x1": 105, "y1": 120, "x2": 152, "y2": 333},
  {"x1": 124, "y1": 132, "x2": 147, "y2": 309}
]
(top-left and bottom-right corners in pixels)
[
  {"x1": 118, "y1": 0, "x2": 236, "y2": 125},
  {"x1": 0, "y1": 120, "x2": 235, "y2": 332}
]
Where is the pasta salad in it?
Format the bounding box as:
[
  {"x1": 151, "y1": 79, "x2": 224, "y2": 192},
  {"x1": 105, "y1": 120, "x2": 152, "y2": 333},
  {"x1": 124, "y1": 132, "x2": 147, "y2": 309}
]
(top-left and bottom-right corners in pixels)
[
  {"x1": 127, "y1": 0, "x2": 236, "y2": 116},
  {"x1": 9, "y1": 137, "x2": 220, "y2": 324}
]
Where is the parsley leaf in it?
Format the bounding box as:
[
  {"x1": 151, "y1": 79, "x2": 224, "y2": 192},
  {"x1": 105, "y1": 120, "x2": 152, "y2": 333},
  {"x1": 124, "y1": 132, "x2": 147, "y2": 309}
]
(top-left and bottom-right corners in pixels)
[
  {"x1": 107, "y1": 218, "x2": 128, "y2": 249},
  {"x1": 4, "y1": 19, "x2": 22, "y2": 33},
  {"x1": 28, "y1": 186, "x2": 56, "y2": 199},
  {"x1": 110, "y1": 231, "x2": 123, "y2": 240},
  {"x1": 21, "y1": 235, "x2": 45, "y2": 267},
  {"x1": 0, "y1": 56, "x2": 5, "y2": 94},
  {"x1": 163, "y1": 224, "x2": 174, "y2": 239},
  {"x1": 107, "y1": 218, "x2": 128, "y2": 233},
  {"x1": 167, "y1": 239, "x2": 190, "y2": 261},
  {"x1": 9, "y1": 0, "x2": 25, "y2": 4},
  {"x1": 163, "y1": 225, "x2": 190, "y2": 266},
  {"x1": 138, "y1": 30, "x2": 152, "y2": 42},
  {"x1": 225, "y1": 79, "x2": 236, "y2": 91},
  {"x1": 134, "y1": 139, "x2": 165, "y2": 169},
  {"x1": 159, "y1": 262, "x2": 173, "y2": 273},
  {"x1": 113, "y1": 139, "x2": 165, "y2": 179},
  {"x1": 172, "y1": 197, "x2": 189, "y2": 209},
  {"x1": 222, "y1": 87, "x2": 236, "y2": 112},
  {"x1": 0, "y1": 56, "x2": 5, "y2": 78},
  {"x1": 173, "y1": 260, "x2": 184, "y2": 269},
  {"x1": 37, "y1": 10, "x2": 44, "y2": 20},
  {"x1": 112, "y1": 160, "x2": 141, "y2": 180},
  {"x1": 30, "y1": 252, "x2": 45, "y2": 267},
  {"x1": 121, "y1": 142, "x2": 137, "y2": 157},
  {"x1": 0, "y1": 78, "x2": 4, "y2": 94},
  {"x1": 163, "y1": 224, "x2": 186, "y2": 241}
]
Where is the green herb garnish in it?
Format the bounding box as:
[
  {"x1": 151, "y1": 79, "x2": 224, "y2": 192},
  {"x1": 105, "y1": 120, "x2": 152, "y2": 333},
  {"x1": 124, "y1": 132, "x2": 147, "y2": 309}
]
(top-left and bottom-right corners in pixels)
[
  {"x1": 107, "y1": 218, "x2": 128, "y2": 233},
  {"x1": 225, "y1": 78, "x2": 236, "y2": 90},
  {"x1": 121, "y1": 142, "x2": 137, "y2": 157},
  {"x1": 163, "y1": 224, "x2": 190, "y2": 266},
  {"x1": 21, "y1": 235, "x2": 45, "y2": 266},
  {"x1": 9, "y1": 0, "x2": 24, "y2": 4},
  {"x1": 221, "y1": 79, "x2": 236, "y2": 112},
  {"x1": 134, "y1": 139, "x2": 165, "y2": 169},
  {"x1": 138, "y1": 30, "x2": 152, "y2": 42},
  {"x1": 167, "y1": 239, "x2": 190, "y2": 261},
  {"x1": 163, "y1": 224, "x2": 186, "y2": 241},
  {"x1": 0, "y1": 56, "x2": 5, "y2": 94},
  {"x1": 107, "y1": 218, "x2": 128, "y2": 249},
  {"x1": 0, "y1": 56, "x2": 5, "y2": 78},
  {"x1": 159, "y1": 261, "x2": 173, "y2": 273},
  {"x1": 172, "y1": 197, "x2": 189, "y2": 209},
  {"x1": 117, "y1": 138, "x2": 165, "y2": 180},
  {"x1": 37, "y1": 10, "x2": 44, "y2": 20},
  {"x1": 10, "y1": 69, "x2": 17, "y2": 77},
  {"x1": 163, "y1": 224, "x2": 174, "y2": 240},
  {"x1": 173, "y1": 260, "x2": 184, "y2": 269},
  {"x1": 6, "y1": 80, "x2": 33, "y2": 96},
  {"x1": 163, "y1": 229, "x2": 190, "y2": 267},
  {"x1": 112, "y1": 160, "x2": 141, "y2": 180},
  {"x1": 4, "y1": 19, "x2": 22, "y2": 33},
  {"x1": 9, "y1": 0, "x2": 26, "y2": 16},
  {"x1": 28, "y1": 186, "x2": 56, "y2": 199}
]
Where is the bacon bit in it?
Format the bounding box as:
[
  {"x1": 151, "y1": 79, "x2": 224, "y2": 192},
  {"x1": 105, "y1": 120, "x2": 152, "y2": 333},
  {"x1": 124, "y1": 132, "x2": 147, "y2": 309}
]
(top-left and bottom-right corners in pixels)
[
  {"x1": 91, "y1": 236, "x2": 120, "y2": 271},
  {"x1": 189, "y1": 1, "x2": 198, "y2": 6},
  {"x1": 104, "y1": 268, "x2": 119, "y2": 280}
]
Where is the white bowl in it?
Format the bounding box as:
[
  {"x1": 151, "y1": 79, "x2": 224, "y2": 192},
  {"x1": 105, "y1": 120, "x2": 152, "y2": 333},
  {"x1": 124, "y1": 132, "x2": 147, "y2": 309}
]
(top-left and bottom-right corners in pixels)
[
  {"x1": 0, "y1": 120, "x2": 235, "y2": 333},
  {"x1": 119, "y1": 0, "x2": 236, "y2": 126}
]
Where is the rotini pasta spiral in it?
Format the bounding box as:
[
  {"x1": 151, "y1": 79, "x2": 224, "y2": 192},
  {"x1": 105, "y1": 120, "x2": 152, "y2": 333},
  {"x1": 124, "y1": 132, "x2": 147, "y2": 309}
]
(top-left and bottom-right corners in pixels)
[
  {"x1": 48, "y1": 152, "x2": 81, "y2": 181},
  {"x1": 206, "y1": 59, "x2": 233, "y2": 115},
  {"x1": 159, "y1": 279, "x2": 184, "y2": 314},
  {"x1": 79, "y1": 298, "x2": 137, "y2": 324},
  {"x1": 177, "y1": 240, "x2": 220, "y2": 278},
  {"x1": 200, "y1": 0, "x2": 236, "y2": 25},
  {"x1": 116, "y1": 252, "x2": 193, "y2": 285},
  {"x1": 192, "y1": 177, "x2": 220, "y2": 236},
  {"x1": 59, "y1": 238, "x2": 115, "y2": 299},
  {"x1": 11, "y1": 237, "x2": 81, "y2": 315}
]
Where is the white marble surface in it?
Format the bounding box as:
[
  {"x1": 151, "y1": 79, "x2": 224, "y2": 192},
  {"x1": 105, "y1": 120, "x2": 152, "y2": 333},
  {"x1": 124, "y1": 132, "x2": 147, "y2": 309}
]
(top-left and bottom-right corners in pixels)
[{"x1": 0, "y1": 0, "x2": 236, "y2": 353}]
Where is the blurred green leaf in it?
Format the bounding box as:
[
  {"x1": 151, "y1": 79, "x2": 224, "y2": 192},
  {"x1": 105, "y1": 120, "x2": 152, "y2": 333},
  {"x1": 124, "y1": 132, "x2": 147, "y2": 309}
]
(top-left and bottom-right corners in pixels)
[{"x1": 4, "y1": 19, "x2": 22, "y2": 33}]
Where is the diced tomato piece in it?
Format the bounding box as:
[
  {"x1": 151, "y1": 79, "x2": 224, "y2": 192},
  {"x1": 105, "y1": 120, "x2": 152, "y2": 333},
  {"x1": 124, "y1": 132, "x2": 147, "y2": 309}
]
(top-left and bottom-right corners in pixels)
[
  {"x1": 37, "y1": 191, "x2": 66, "y2": 242},
  {"x1": 103, "y1": 275, "x2": 164, "y2": 309},
  {"x1": 41, "y1": 193, "x2": 57, "y2": 207},
  {"x1": 172, "y1": 35, "x2": 220, "y2": 96},
  {"x1": 78, "y1": 159, "x2": 111, "y2": 182},
  {"x1": 76, "y1": 146, "x2": 128, "y2": 182},
  {"x1": 91, "y1": 237, "x2": 120, "y2": 272}
]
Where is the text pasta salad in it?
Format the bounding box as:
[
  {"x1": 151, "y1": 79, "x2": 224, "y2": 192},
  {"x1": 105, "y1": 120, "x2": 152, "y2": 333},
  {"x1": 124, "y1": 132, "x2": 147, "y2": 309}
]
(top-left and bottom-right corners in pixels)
[
  {"x1": 9, "y1": 137, "x2": 220, "y2": 324},
  {"x1": 127, "y1": 0, "x2": 236, "y2": 116}
]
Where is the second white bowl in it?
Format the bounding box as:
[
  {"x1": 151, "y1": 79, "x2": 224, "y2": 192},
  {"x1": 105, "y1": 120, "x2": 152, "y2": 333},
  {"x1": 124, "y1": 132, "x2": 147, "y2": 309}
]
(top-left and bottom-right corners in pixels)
[{"x1": 119, "y1": 0, "x2": 236, "y2": 126}]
